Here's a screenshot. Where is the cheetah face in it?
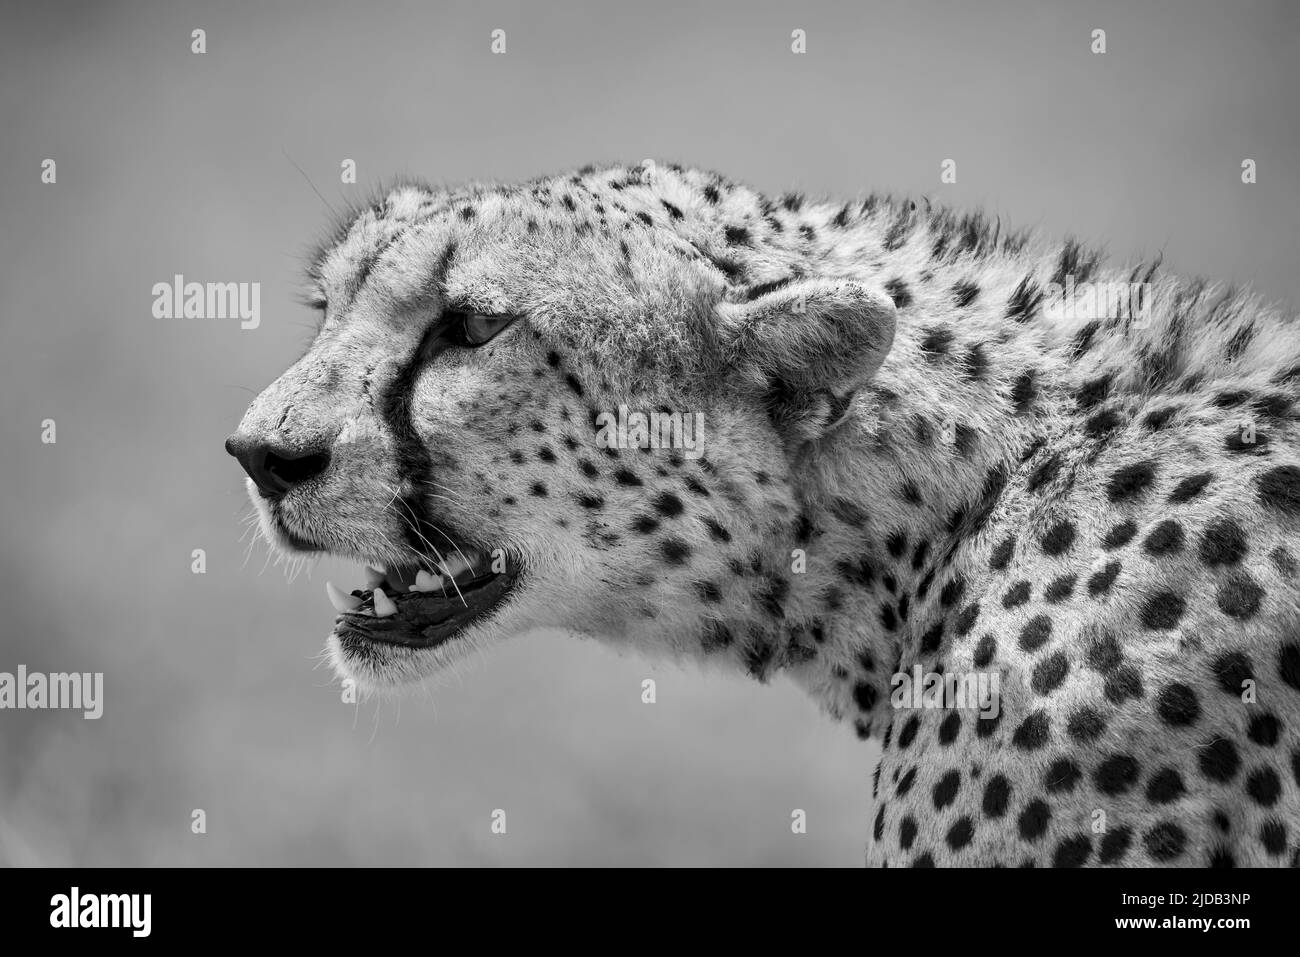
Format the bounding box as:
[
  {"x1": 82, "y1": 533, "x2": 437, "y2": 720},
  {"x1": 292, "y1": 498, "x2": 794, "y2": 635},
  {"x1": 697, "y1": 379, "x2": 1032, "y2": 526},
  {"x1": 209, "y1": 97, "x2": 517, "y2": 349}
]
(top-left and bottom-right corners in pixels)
[{"x1": 227, "y1": 167, "x2": 895, "y2": 690}]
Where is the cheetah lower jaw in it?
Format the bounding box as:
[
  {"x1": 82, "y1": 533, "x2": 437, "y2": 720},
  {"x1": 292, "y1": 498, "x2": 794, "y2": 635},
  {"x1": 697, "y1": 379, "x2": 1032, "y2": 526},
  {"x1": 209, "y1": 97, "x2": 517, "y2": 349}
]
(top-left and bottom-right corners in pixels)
[{"x1": 323, "y1": 549, "x2": 519, "y2": 648}]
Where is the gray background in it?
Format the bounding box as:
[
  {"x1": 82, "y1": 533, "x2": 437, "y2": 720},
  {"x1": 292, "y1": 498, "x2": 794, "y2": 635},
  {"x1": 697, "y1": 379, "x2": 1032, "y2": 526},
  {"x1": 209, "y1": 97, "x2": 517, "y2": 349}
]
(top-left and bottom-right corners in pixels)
[{"x1": 1, "y1": 0, "x2": 1296, "y2": 865}]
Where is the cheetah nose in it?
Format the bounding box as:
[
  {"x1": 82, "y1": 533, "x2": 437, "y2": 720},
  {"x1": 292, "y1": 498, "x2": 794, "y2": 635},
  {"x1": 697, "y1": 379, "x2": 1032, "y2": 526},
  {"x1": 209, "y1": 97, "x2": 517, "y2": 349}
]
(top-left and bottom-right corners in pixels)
[{"x1": 224, "y1": 433, "x2": 331, "y2": 499}]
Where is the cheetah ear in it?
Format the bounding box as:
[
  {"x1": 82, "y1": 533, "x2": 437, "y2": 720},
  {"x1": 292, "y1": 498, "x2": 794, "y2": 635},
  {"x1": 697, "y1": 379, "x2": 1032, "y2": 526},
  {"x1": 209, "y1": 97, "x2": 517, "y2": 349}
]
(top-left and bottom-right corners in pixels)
[{"x1": 717, "y1": 278, "x2": 896, "y2": 438}]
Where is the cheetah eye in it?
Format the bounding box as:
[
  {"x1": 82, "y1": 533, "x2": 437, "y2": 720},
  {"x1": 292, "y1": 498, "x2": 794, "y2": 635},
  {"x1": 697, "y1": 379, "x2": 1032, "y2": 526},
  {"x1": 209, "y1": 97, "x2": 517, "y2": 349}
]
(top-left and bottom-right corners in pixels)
[{"x1": 446, "y1": 311, "x2": 517, "y2": 347}]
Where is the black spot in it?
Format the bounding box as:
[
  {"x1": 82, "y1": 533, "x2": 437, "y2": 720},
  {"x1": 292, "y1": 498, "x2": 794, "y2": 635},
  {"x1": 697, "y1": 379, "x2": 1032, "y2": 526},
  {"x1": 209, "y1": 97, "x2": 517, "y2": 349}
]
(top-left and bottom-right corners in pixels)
[
  {"x1": 1069, "y1": 320, "x2": 1101, "y2": 358},
  {"x1": 1085, "y1": 408, "x2": 1123, "y2": 437},
  {"x1": 982, "y1": 775, "x2": 1011, "y2": 817},
  {"x1": 1067, "y1": 707, "x2": 1106, "y2": 742},
  {"x1": 954, "y1": 603, "x2": 980, "y2": 637},
  {"x1": 1260, "y1": 820, "x2": 1288, "y2": 857},
  {"x1": 660, "y1": 537, "x2": 690, "y2": 565},
  {"x1": 1006, "y1": 275, "x2": 1043, "y2": 323},
  {"x1": 972, "y1": 634, "x2": 996, "y2": 668},
  {"x1": 910, "y1": 853, "x2": 934, "y2": 868},
  {"x1": 989, "y1": 536, "x2": 1015, "y2": 570},
  {"x1": 1246, "y1": 767, "x2": 1282, "y2": 807},
  {"x1": 723, "y1": 224, "x2": 750, "y2": 245},
  {"x1": 953, "y1": 281, "x2": 980, "y2": 308},
  {"x1": 1040, "y1": 520, "x2": 1076, "y2": 556},
  {"x1": 920, "y1": 621, "x2": 944, "y2": 655},
  {"x1": 1248, "y1": 712, "x2": 1282, "y2": 747},
  {"x1": 614, "y1": 468, "x2": 642, "y2": 487},
  {"x1": 1159, "y1": 681, "x2": 1196, "y2": 722},
  {"x1": 529, "y1": 481, "x2": 548, "y2": 497},
  {"x1": 653, "y1": 491, "x2": 684, "y2": 517},
  {"x1": 853, "y1": 681, "x2": 877, "y2": 712},
  {"x1": 1018, "y1": 615, "x2": 1052, "y2": 652},
  {"x1": 1085, "y1": 632, "x2": 1123, "y2": 673},
  {"x1": 1143, "y1": 406, "x2": 1177, "y2": 431},
  {"x1": 1011, "y1": 370, "x2": 1038, "y2": 413},
  {"x1": 1282, "y1": 643, "x2": 1300, "y2": 691},
  {"x1": 1053, "y1": 836, "x2": 1092, "y2": 868},
  {"x1": 1044, "y1": 574, "x2": 1076, "y2": 603},
  {"x1": 1217, "y1": 573, "x2": 1264, "y2": 620},
  {"x1": 1199, "y1": 518, "x2": 1248, "y2": 566},
  {"x1": 938, "y1": 712, "x2": 961, "y2": 745},
  {"x1": 1225, "y1": 429, "x2": 1269, "y2": 454},
  {"x1": 919, "y1": 327, "x2": 954, "y2": 357},
  {"x1": 576, "y1": 492, "x2": 603, "y2": 509},
  {"x1": 694, "y1": 581, "x2": 722, "y2": 603},
  {"x1": 659, "y1": 200, "x2": 683, "y2": 220},
  {"x1": 1139, "y1": 590, "x2": 1186, "y2": 629},
  {"x1": 1107, "y1": 460, "x2": 1158, "y2": 501},
  {"x1": 1104, "y1": 666, "x2": 1145, "y2": 705},
  {"x1": 1076, "y1": 374, "x2": 1112, "y2": 410},
  {"x1": 1168, "y1": 473, "x2": 1213, "y2": 503},
  {"x1": 1012, "y1": 711, "x2": 1051, "y2": 750},
  {"x1": 962, "y1": 344, "x2": 989, "y2": 380},
  {"x1": 1095, "y1": 754, "x2": 1139, "y2": 795},
  {"x1": 1045, "y1": 758, "x2": 1082, "y2": 793},
  {"x1": 1102, "y1": 521, "x2": 1137, "y2": 549},
  {"x1": 1199, "y1": 737, "x2": 1240, "y2": 782},
  {"x1": 880, "y1": 603, "x2": 898, "y2": 631},
  {"x1": 1257, "y1": 465, "x2": 1300, "y2": 514},
  {"x1": 939, "y1": 576, "x2": 966, "y2": 607},
  {"x1": 703, "y1": 518, "x2": 731, "y2": 543},
  {"x1": 1026, "y1": 455, "x2": 1062, "y2": 494},
  {"x1": 932, "y1": 770, "x2": 961, "y2": 810},
  {"x1": 1211, "y1": 651, "x2": 1253, "y2": 695},
  {"x1": 883, "y1": 277, "x2": 913, "y2": 309},
  {"x1": 1017, "y1": 800, "x2": 1050, "y2": 841},
  {"x1": 1031, "y1": 653, "x2": 1069, "y2": 695},
  {"x1": 1087, "y1": 560, "x2": 1122, "y2": 597},
  {"x1": 898, "y1": 816, "x2": 917, "y2": 851},
  {"x1": 1145, "y1": 768, "x2": 1186, "y2": 803},
  {"x1": 886, "y1": 530, "x2": 908, "y2": 558},
  {"x1": 1002, "y1": 581, "x2": 1031, "y2": 608},
  {"x1": 1143, "y1": 520, "x2": 1184, "y2": 556},
  {"x1": 631, "y1": 514, "x2": 659, "y2": 534},
  {"x1": 898, "y1": 715, "x2": 920, "y2": 749},
  {"x1": 1099, "y1": 827, "x2": 1133, "y2": 864},
  {"x1": 946, "y1": 816, "x2": 975, "y2": 851},
  {"x1": 1144, "y1": 822, "x2": 1186, "y2": 862}
]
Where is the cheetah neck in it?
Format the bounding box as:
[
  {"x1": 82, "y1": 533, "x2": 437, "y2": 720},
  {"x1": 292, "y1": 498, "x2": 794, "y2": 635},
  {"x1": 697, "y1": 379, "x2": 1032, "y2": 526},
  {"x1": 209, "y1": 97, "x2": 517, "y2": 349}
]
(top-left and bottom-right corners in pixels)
[{"x1": 777, "y1": 214, "x2": 1112, "y2": 735}]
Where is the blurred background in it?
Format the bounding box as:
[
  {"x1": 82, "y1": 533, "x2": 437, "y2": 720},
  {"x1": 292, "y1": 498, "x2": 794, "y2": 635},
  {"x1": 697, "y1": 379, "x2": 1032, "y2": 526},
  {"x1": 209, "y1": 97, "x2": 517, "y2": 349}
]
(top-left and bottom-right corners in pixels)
[{"x1": 1, "y1": 0, "x2": 1296, "y2": 866}]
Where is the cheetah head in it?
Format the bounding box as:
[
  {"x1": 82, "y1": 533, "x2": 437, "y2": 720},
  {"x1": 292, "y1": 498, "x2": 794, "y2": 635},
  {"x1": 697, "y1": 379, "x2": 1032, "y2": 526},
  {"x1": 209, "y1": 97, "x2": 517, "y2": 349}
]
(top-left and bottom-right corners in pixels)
[{"x1": 227, "y1": 164, "x2": 895, "y2": 691}]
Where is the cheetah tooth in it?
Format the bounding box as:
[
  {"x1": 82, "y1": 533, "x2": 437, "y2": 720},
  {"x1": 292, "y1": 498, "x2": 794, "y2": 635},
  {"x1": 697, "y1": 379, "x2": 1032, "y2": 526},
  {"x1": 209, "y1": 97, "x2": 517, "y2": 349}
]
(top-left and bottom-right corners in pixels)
[
  {"x1": 326, "y1": 581, "x2": 362, "y2": 613},
  {"x1": 412, "y1": 569, "x2": 444, "y2": 592},
  {"x1": 372, "y1": 587, "x2": 398, "y2": 618},
  {"x1": 363, "y1": 566, "x2": 387, "y2": 589}
]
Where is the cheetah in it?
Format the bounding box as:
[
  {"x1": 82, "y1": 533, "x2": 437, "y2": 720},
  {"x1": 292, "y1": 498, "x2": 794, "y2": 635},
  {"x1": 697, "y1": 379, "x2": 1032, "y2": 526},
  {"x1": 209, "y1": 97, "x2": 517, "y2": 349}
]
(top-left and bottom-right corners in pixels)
[{"x1": 226, "y1": 162, "x2": 1300, "y2": 867}]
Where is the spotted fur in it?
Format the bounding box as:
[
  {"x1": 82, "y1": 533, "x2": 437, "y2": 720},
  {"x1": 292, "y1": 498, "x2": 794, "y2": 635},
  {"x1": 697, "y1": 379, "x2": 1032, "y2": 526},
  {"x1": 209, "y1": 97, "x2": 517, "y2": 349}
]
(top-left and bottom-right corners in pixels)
[{"x1": 233, "y1": 162, "x2": 1300, "y2": 867}]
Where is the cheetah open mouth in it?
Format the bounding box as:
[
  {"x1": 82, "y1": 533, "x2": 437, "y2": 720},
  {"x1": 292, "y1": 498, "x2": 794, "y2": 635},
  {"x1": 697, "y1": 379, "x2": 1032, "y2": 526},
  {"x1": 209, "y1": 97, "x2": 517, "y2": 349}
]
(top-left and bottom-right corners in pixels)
[{"x1": 325, "y1": 547, "x2": 520, "y2": 649}]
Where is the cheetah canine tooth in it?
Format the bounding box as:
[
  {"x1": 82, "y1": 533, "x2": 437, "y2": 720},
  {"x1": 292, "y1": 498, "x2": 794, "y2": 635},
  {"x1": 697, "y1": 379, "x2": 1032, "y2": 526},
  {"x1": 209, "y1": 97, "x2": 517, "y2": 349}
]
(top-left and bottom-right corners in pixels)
[
  {"x1": 363, "y1": 566, "x2": 386, "y2": 589},
  {"x1": 326, "y1": 581, "x2": 362, "y2": 613},
  {"x1": 372, "y1": 587, "x2": 398, "y2": 618}
]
